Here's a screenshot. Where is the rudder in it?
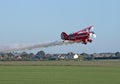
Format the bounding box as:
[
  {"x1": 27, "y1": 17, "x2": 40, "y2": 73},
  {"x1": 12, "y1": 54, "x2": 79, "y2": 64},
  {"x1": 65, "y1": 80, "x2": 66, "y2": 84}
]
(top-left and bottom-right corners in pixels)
[{"x1": 61, "y1": 32, "x2": 68, "y2": 40}]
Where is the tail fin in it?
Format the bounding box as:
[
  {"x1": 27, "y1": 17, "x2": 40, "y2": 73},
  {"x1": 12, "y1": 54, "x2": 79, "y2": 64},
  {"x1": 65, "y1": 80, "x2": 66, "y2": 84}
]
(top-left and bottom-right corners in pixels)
[{"x1": 61, "y1": 32, "x2": 68, "y2": 40}]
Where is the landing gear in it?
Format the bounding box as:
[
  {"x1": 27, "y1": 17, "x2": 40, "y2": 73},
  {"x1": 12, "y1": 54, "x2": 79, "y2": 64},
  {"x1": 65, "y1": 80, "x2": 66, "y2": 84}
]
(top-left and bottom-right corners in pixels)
[
  {"x1": 82, "y1": 39, "x2": 87, "y2": 45},
  {"x1": 88, "y1": 39, "x2": 92, "y2": 43}
]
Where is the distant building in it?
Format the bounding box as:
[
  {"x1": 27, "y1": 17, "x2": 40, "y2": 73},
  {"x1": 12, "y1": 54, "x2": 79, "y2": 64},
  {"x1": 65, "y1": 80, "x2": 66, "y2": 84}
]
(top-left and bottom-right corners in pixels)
[
  {"x1": 73, "y1": 54, "x2": 79, "y2": 59},
  {"x1": 16, "y1": 56, "x2": 22, "y2": 60},
  {"x1": 92, "y1": 53, "x2": 117, "y2": 60},
  {"x1": 58, "y1": 54, "x2": 79, "y2": 60}
]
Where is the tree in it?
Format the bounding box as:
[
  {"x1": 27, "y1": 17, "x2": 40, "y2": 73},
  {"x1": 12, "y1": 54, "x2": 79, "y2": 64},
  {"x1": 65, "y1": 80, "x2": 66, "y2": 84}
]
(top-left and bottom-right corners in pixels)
[
  {"x1": 80, "y1": 53, "x2": 89, "y2": 60},
  {"x1": 21, "y1": 52, "x2": 28, "y2": 57},
  {"x1": 35, "y1": 50, "x2": 46, "y2": 60},
  {"x1": 29, "y1": 53, "x2": 35, "y2": 60},
  {"x1": 7, "y1": 52, "x2": 14, "y2": 61},
  {"x1": 81, "y1": 53, "x2": 88, "y2": 56},
  {"x1": 115, "y1": 52, "x2": 120, "y2": 59},
  {"x1": 36, "y1": 50, "x2": 45, "y2": 56},
  {"x1": 67, "y1": 52, "x2": 74, "y2": 55},
  {"x1": 20, "y1": 52, "x2": 29, "y2": 60}
]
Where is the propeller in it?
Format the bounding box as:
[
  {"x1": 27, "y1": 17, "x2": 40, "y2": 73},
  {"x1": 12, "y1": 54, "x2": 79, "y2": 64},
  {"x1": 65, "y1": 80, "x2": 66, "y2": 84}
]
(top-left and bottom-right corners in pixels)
[
  {"x1": 93, "y1": 34, "x2": 96, "y2": 38},
  {"x1": 91, "y1": 26, "x2": 94, "y2": 30}
]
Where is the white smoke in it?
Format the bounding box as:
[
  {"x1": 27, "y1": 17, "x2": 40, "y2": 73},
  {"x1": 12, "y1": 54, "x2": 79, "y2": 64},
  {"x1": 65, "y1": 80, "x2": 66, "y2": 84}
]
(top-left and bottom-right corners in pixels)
[{"x1": 0, "y1": 41, "x2": 74, "y2": 52}]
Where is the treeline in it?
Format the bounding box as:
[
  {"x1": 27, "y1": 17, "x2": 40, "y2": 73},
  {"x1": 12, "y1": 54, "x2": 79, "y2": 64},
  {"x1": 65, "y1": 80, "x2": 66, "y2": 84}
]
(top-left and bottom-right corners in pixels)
[{"x1": 0, "y1": 50, "x2": 120, "y2": 61}]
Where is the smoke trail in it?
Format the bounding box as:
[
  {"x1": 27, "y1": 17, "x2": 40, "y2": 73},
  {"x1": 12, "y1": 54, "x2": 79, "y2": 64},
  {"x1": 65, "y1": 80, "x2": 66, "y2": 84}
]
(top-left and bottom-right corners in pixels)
[{"x1": 0, "y1": 41, "x2": 74, "y2": 52}]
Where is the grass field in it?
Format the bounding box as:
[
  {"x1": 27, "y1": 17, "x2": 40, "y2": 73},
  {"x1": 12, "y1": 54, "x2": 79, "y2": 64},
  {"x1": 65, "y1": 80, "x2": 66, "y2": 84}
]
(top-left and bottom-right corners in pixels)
[{"x1": 0, "y1": 61, "x2": 120, "y2": 84}]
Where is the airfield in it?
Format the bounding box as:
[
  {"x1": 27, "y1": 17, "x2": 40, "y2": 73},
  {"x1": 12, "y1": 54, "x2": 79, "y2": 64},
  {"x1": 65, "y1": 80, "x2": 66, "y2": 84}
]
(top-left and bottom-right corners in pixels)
[{"x1": 0, "y1": 60, "x2": 120, "y2": 84}]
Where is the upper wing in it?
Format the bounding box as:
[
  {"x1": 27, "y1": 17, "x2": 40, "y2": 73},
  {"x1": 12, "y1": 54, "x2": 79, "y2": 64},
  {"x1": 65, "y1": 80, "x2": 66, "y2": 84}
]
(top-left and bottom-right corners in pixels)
[{"x1": 74, "y1": 25, "x2": 94, "y2": 34}]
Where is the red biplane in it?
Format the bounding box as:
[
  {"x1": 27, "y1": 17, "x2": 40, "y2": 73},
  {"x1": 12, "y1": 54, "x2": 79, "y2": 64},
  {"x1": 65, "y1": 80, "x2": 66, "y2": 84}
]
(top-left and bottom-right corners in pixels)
[{"x1": 61, "y1": 25, "x2": 96, "y2": 44}]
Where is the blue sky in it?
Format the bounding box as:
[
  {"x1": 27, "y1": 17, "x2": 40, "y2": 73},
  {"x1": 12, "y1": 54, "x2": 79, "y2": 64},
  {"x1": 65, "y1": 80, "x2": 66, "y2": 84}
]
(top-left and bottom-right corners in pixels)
[{"x1": 0, "y1": 0, "x2": 120, "y2": 53}]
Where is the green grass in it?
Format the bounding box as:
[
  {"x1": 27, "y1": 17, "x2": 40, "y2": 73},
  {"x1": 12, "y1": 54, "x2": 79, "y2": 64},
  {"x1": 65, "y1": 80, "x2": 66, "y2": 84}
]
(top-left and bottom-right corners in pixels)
[{"x1": 0, "y1": 61, "x2": 120, "y2": 84}]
